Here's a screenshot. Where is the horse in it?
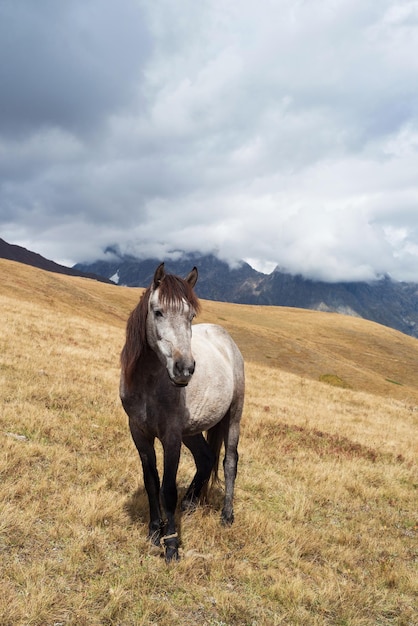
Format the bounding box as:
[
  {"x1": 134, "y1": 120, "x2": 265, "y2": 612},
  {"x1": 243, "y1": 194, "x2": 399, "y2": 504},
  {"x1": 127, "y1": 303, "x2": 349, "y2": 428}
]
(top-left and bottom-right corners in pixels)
[{"x1": 120, "y1": 262, "x2": 245, "y2": 561}]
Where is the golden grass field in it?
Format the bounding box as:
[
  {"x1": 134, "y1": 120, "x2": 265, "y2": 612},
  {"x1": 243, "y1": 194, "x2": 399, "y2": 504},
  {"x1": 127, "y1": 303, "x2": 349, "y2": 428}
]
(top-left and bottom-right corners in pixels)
[{"x1": 1, "y1": 258, "x2": 417, "y2": 626}]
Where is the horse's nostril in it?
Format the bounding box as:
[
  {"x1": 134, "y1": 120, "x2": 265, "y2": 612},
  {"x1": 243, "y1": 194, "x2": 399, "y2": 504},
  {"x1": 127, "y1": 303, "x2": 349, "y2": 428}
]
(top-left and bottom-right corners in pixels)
[{"x1": 174, "y1": 359, "x2": 195, "y2": 378}]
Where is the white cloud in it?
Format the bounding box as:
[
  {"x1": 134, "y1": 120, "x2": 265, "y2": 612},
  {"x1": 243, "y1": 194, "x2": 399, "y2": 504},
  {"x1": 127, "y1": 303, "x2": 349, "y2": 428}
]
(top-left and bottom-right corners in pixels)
[{"x1": 1, "y1": 0, "x2": 418, "y2": 281}]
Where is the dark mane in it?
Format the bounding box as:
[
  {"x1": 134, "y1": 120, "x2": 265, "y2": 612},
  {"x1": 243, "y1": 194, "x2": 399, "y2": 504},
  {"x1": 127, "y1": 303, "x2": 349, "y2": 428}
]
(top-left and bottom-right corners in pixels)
[
  {"x1": 120, "y1": 288, "x2": 151, "y2": 390},
  {"x1": 121, "y1": 274, "x2": 200, "y2": 390}
]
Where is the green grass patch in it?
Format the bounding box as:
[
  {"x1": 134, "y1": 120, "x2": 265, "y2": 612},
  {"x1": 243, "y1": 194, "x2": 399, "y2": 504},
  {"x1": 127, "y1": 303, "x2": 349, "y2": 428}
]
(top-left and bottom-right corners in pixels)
[
  {"x1": 319, "y1": 373, "x2": 351, "y2": 389},
  {"x1": 385, "y1": 378, "x2": 403, "y2": 386}
]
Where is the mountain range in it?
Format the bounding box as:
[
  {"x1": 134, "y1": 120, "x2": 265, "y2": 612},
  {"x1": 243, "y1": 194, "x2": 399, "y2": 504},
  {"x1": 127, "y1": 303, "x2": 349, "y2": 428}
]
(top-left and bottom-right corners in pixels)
[
  {"x1": 74, "y1": 248, "x2": 418, "y2": 339},
  {"x1": 1, "y1": 237, "x2": 418, "y2": 339}
]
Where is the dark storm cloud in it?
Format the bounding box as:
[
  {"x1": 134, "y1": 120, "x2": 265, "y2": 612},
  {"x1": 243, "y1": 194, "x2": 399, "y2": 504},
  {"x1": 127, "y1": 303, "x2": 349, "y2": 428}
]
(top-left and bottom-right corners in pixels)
[{"x1": 0, "y1": 0, "x2": 150, "y2": 135}]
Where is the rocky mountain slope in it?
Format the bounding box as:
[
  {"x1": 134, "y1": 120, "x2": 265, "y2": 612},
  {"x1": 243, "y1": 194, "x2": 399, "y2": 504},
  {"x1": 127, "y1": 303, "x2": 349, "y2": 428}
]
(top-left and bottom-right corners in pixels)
[{"x1": 75, "y1": 250, "x2": 418, "y2": 338}]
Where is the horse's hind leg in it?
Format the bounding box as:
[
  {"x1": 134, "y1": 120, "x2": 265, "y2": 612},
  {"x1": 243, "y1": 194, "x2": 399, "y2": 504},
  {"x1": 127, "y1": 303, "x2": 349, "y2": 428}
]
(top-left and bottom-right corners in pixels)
[
  {"x1": 181, "y1": 433, "x2": 215, "y2": 511},
  {"x1": 221, "y1": 402, "x2": 243, "y2": 526}
]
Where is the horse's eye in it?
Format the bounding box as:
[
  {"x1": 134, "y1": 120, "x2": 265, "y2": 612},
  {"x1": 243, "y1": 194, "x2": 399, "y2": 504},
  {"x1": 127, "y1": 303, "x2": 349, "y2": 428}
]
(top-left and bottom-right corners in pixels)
[{"x1": 154, "y1": 310, "x2": 163, "y2": 318}]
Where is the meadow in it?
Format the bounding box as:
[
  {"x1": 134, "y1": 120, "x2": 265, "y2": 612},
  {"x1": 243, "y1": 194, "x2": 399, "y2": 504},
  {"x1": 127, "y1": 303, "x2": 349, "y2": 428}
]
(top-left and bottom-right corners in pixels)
[{"x1": 0, "y1": 258, "x2": 417, "y2": 625}]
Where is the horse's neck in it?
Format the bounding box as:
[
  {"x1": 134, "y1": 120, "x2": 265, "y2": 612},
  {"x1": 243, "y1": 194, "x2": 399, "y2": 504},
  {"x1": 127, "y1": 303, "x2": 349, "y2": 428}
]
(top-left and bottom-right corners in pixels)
[
  {"x1": 137, "y1": 344, "x2": 164, "y2": 378},
  {"x1": 134, "y1": 345, "x2": 180, "y2": 403}
]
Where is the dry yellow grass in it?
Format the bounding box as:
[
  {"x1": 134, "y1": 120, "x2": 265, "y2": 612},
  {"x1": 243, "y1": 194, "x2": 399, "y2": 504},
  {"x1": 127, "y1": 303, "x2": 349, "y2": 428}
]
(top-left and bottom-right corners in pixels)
[{"x1": 0, "y1": 259, "x2": 417, "y2": 625}]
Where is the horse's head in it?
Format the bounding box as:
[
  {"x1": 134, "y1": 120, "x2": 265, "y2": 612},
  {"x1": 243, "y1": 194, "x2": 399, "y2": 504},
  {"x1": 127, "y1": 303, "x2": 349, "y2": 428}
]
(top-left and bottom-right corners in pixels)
[{"x1": 146, "y1": 263, "x2": 200, "y2": 387}]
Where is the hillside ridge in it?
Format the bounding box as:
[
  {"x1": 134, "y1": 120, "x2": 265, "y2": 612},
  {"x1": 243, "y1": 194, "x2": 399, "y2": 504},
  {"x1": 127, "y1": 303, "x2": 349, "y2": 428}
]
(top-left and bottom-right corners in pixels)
[
  {"x1": 2, "y1": 257, "x2": 418, "y2": 404},
  {"x1": 0, "y1": 237, "x2": 112, "y2": 283}
]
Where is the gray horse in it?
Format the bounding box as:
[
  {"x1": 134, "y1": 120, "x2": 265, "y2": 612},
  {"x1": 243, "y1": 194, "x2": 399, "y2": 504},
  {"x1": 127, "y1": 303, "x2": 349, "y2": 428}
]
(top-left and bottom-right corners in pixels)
[{"x1": 120, "y1": 263, "x2": 245, "y2": 561}]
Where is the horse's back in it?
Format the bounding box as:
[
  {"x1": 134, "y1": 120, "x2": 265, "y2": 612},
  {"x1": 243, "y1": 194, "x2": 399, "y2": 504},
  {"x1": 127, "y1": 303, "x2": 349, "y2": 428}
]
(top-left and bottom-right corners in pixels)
[
  {"x1": 184, "y1": 324, "x2": 244, "y2": 433},
  {"x1": 192, "y1": 323, "x2": 244, "y2": 377}
]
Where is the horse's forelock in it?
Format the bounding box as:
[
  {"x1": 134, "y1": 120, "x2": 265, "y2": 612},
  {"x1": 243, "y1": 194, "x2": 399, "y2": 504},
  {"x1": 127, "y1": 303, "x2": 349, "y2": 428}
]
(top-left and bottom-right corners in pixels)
[{"x1": 157, "y1": 274, "x2": 200, "y2": 314}]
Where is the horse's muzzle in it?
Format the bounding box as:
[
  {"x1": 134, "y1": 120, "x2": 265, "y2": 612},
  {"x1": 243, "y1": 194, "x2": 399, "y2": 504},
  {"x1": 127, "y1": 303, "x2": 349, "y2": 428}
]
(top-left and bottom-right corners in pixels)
[{"x1": 171, "y1": 358, "x2": 195, "y2": 387}]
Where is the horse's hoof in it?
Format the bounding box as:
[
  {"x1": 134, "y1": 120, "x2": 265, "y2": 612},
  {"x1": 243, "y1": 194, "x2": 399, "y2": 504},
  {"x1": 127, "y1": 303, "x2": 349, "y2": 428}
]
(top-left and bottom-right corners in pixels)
[
  {"x1": 221, "y1": 510, "x2": 234, "y2": 526},
  {"x1": 164, "y1": 545, "x2": 180, "y2": 563}
]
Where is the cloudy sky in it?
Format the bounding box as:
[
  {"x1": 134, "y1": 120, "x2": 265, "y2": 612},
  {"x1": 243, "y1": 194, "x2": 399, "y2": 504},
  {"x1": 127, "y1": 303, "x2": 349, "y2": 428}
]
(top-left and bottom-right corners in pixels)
[{"x1": 1, "y1": 0, "x2": 418, "y2": 281}]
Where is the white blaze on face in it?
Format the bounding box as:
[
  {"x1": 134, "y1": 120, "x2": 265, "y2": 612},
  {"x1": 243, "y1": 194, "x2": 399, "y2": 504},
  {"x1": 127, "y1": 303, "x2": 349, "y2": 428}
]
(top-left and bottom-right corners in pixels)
[{"x1": 147, "y1": 289, "x2": 196, "y2": 385}]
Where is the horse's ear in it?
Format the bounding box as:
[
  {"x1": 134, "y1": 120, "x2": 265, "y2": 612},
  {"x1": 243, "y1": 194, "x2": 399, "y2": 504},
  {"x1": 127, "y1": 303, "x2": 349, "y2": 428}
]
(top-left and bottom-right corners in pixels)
[
  {"x1": 153, "y1": 262, "x2": 165, "y2": 287},
  {"x1": 185, "y1": 266, "x2": 198, "y2": 288}
]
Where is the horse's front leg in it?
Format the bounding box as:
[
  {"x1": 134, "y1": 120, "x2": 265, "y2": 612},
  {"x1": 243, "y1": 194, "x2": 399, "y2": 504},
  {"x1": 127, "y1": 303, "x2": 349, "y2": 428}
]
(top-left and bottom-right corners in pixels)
[
  {"x1": 161, "y1": 436, "x2": 182, "y2": 562},
  {"x1": 129, "y1": 418, "x2": 164, "y2": 546}
]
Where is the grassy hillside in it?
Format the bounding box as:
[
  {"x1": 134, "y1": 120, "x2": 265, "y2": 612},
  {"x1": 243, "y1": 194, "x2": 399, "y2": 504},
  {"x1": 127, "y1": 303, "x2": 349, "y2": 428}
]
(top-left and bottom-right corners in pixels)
[{"x1": 1, "y1": 259, "x2": 417, "y2": 625}]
